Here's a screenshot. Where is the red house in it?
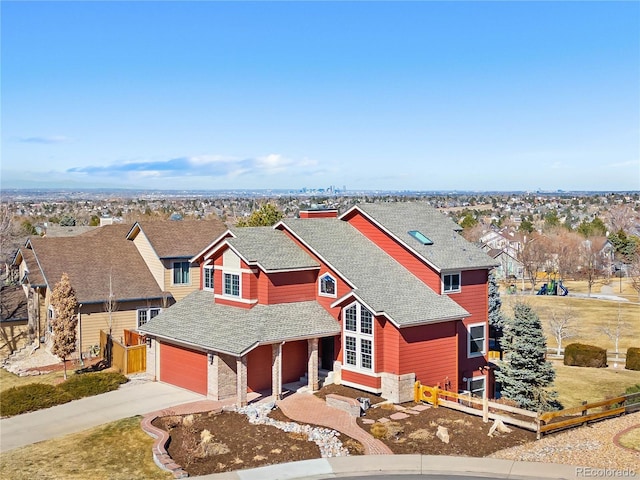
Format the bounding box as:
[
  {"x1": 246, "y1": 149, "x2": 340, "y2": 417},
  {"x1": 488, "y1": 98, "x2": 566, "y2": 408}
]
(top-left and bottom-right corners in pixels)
[{"x1": 139, "y1": 203, "x2": 498, "y2": 405}]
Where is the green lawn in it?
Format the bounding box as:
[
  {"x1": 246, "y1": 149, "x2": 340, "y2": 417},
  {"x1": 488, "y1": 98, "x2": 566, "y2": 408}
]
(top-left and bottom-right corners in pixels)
[{"x1": 0, "y1": 416, "x2": 171, "y2": 480}]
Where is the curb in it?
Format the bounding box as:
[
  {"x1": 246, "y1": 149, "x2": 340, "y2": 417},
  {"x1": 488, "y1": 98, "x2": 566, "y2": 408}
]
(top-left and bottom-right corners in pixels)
[{"x1": 191, "y1": 455, "x2": 592, "y2": 480}]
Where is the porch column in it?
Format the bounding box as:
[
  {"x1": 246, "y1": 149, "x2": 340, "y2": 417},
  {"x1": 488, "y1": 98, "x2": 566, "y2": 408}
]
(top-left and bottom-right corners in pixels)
[
  {"x1": 307, "y1": 338, "x2": 319, "y2": 391},
  {"x1": 236, "y1": 355, "x2": 248, "y2": 407},
  {"x1": 272, "y1": 343, "x2": 283, "y2": 400}
]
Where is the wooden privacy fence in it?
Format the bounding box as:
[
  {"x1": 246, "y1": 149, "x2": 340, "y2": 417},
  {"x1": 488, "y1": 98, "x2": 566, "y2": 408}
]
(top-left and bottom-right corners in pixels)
[
  {"x1": 414, "y1": 381, "x2": 639, "y2": 440},
  {"x1": 100, "y1": 330, "x2": 146, "y2": 375}
]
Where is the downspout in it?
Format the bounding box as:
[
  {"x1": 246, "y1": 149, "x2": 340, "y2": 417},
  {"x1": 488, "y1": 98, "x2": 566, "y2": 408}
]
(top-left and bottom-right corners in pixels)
[{"x1": 78, "y1": 304, "x2": 83, "y2": 366}]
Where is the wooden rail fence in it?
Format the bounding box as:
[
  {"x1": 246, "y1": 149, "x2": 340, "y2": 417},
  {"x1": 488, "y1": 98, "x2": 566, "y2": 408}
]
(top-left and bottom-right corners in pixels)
[{"x1": 414, "y1": 381, "x2": 639, "y2": 440}]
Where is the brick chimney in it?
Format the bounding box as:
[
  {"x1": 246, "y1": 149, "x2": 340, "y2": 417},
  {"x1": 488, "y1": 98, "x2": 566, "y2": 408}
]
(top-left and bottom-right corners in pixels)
[{"x1": 299, "y1": 207, "x2": 338, "y2": 219}]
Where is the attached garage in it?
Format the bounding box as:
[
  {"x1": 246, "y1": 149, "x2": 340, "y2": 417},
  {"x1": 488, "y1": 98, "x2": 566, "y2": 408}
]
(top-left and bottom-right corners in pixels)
[{"x1": 160, "y1": 342, "x2": 208, "y2": 395}]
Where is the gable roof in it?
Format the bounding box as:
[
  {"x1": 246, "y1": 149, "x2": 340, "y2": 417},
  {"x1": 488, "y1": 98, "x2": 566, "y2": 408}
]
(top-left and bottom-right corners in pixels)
[
  {"x1": 279, "y1": 218, "x2": 469, "y2": 327},
  {"x1": 225, "y1": 227, "x2": 320, "y2": 272},
  {"x1": 16, "y1": 247, "x2": 46, "y2": 287},
  {"x1": 25, "y1": 224, "x2": 164, "y2": 304},
  {"x1": 341, "y1": 203, "x2": 499, "y2": 272},
  {"x1": 139, "y1": 290, "x2": 340, "y2": 356},
  {"x1": 126, "y1": 219, "x2": 227, "y2": 259}
]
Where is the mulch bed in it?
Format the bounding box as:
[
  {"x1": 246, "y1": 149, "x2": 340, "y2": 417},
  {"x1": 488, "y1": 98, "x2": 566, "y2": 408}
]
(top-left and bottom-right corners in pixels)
[
  {"x1": 152, "y1": 384, "x2": 537, "y2": 476},
  {"x1": 152, "y1": 411, "x2": 323, "y2": 477}
]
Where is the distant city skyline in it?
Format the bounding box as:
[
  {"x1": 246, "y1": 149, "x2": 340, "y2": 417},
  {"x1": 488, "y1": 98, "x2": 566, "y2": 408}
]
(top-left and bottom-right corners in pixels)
[{"x1": 2, "y1": 1, "x2": 639, "y2": 192}]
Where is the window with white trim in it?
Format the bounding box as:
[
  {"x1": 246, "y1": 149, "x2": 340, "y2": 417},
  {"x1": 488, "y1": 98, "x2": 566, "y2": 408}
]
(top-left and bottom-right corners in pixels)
[
  {"x1": 137, "y1": 307, "x2": 161, "y2": 328},
  {"x1": 343, "y1": 302, "x2": 374, "y2": 371},
  {"x1": 467, "y1": 322, "x2": 486, "y2": 358},
  {"x1": 443, "y1": 272, "x2": 461, "y2": 293},
  {"x1": 173, "y1": 261, "x2": 190, "y2": 285},
  {"x1": 223, "y1": 272, "x2": 240, "y2": 297},
  {"x1": 203, "y1": 266, "x2": 214, "y2": 291},
  {"x1": 319, "y1": 273, "x2": 336, "y2": 297},
  {"x1": 468, "y1": 376, "x2": 485, "y2": 398}
]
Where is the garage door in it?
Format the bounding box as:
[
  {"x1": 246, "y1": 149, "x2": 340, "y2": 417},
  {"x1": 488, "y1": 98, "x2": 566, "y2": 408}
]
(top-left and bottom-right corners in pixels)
[{"x1": 160, "y1": 342, "x2": 207, "y2": 395}]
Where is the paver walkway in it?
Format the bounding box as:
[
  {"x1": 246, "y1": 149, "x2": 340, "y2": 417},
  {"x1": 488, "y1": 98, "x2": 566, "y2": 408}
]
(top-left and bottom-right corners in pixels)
[{"x1": 278, "y1": 392, "x2": 393, "y2": 455}]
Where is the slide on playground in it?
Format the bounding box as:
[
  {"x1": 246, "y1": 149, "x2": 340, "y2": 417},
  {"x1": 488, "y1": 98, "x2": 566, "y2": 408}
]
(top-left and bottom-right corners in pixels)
[{"x1": 537, "y1": 281, "x2": 569, "y2": 296}]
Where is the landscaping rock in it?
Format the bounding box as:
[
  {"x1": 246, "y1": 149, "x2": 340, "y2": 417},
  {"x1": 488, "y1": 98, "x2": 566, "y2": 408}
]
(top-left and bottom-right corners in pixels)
[{"x1": 436, "y1": 425, "x2": 450, "y2": 444}]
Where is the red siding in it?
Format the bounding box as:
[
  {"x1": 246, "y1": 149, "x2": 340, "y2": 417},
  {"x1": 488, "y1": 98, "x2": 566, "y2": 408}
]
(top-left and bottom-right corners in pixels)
[
  {"x1": 160, "y1": 343, "x2": 207, "y2": 395},
  {"x1": 379, "y1": 316, "x2": 399, "y2": 374},
  {"x1": 247, "y1": 345, "x2": 272, "y2": 392},
  {"x1": 344, "y1": 211, "x2": 441, "y2": 291},
  {"x1": 456, "y1": 269, "x2": 490, "y2": 377},
  {"x1": 258, "y1": 270, "x2": 316, "y2": 305},
  {"x1": 342, "y1": 369, "x2": 381, "y2": 390},
  {"x1": 215, "y1": 297, "x2": 253, "y2": 309},
  {"x1": 282, "y1": 340, "x2": 308, "y2": 383},
  {"x1": 243, "y1": 271, "x2": 258, "y2": 300},
  {"x1": 399, "y1": 321, "x2": 458, "y2": 392}
]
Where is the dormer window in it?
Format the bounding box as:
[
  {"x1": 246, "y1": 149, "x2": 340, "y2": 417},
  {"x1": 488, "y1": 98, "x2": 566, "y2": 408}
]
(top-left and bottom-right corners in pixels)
[
  {"x1": 319, "y1": 273, "x2": 337, "y2": 297},
  {"x1": 408, "y1": 230, "x2": 433, "y2": 245}
]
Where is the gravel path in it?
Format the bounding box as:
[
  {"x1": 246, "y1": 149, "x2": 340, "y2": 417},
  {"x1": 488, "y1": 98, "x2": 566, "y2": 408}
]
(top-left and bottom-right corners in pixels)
[{"x1": 489, "y1": 412, "x2": 640, "y2": 470}]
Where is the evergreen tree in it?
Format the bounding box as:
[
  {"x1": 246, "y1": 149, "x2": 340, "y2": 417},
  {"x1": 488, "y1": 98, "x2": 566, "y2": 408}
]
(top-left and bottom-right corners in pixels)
[
  {"x1": 496, "y1": 302, "x2": 560, "y2": 412},
  {"x1": 236, "y1": 203, "x2": 284, "y2": 227},
  {"x1": 51, "y1": 273, "x2": 78, "y2": 380},
  {"x1": 488, "y1": 273, "x2": 505, "y2": 348}
]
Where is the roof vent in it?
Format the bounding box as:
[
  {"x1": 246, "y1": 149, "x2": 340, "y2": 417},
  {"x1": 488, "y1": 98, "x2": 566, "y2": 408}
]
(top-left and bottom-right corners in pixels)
[{"x1": 408, "y1": 230, "x2": 433, "y2": 245}]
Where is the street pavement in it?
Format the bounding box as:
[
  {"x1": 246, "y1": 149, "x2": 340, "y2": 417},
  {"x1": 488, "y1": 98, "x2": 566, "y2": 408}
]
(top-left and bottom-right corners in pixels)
[{"x1": 0, "y1": 381, "x2": 203, "y2": 452}]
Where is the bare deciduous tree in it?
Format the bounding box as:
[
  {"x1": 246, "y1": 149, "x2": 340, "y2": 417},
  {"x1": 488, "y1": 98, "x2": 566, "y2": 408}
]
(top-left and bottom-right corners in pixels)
[
  {"x1": 103, "y1": 269, "x2": 118, "y2": 365},
  {"x1": 519, "y1": 234, "x2": 547, "y2": 293},
  {"x1": 546, "y1": 305, "x2": 577, "y2": 355},
  {"x1": 629, "y1": 251, "x2": 640, "y2": 301},
  {"x1": 605, "y1": 205, "x2": 637, "y2": 233},
  {"x1": 600, "y1": 303, "x2": 629, "y2": 358},
  {"x1": 578, "y1": 237, "x2": 607, "y2": 297},
  {"x1": 51, "y1": 273, "x2": 78, "y2": 379}
]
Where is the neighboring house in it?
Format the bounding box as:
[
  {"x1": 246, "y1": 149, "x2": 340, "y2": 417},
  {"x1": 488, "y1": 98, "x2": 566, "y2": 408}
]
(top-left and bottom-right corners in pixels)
[
  {"x1": 12, "y1": 219, "x2": 226, "y2": 359},
  {"x1": 140, "y1": 204, "x2": 499, "y2": 406},
  {"x1": 486, "y1": 248, "x2": 524, "y2": 281}
]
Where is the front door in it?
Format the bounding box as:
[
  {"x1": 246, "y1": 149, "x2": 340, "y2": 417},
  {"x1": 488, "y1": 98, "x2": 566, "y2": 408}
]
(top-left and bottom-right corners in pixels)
[{"x1": 321, "y1": 336, "x2": 335, "y2": 370}]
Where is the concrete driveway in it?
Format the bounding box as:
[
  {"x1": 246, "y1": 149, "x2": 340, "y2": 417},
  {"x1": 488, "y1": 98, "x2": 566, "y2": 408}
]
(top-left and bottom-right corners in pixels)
[{"x1": 0, "y1": 381, "x2": 204, "y2": 452}]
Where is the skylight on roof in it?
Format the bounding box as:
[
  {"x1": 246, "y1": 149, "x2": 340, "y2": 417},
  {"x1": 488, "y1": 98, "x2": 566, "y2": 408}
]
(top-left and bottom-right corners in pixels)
[{"x1": 408, "y1": 230, "x2": 433, "y2": 245}]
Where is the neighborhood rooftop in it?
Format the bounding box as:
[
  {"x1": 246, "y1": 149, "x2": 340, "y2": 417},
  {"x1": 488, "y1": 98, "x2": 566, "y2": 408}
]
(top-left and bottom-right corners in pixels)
[
  {"x1": 127, "y1": 219, "x2": 227, "y2": 258},
  {"x1": 25, "y1": 224, "x2": 164, "y2": 304},
  {"x1": 139, "y1": 290, "x2": 340, "y2": 356}
]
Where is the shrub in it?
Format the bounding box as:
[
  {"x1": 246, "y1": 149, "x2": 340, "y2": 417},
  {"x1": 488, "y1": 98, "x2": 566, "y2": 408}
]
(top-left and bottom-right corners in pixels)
[
  {"x1": 0, "y1": 372, "x2": 128, "y2": 418},
  {"x1": 59, "y1": 372, "x2": 128, "y2": 399},
  {"x1": 0, "y1": 383, "x2": 73, "y2": 417},
  {"x1": 564, "y1": 343, "x2": 607, "y2": 368},
  {"x1": 625, "y1": 347, "x2": 640, "y2": 371}
]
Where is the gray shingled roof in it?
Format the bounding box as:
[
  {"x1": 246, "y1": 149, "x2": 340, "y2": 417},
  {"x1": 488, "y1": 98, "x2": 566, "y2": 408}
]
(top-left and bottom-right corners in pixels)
[
  {"x1": 227, "y1": 227, "x2": 319, "y2": 272},
  {"x1": 281, "y1": 219, "x2": 469, "y2": 326},
  {"x1": 139, "y1": 290, "x2": 340, "y2": 355},
  {"x1": 351, "y1": 203, "x2": 499, "y2": 271},
  {"x1": 26, "y1": 225, "x2": 164, "y2": 304},
  {"x1": 130, "y1": 219, "x2": 227, "y2": 259}
]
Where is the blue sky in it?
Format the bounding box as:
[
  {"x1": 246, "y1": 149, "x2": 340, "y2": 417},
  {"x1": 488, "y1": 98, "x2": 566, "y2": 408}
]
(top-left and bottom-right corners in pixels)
[{"x1": 2, "y1": 1, "x2": 639, "y2": 192}]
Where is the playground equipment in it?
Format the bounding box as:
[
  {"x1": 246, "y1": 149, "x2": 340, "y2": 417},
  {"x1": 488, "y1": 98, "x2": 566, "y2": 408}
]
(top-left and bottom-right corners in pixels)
[{"x1": 537, "y1": 278, "x2": 568, "y2": 296}]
